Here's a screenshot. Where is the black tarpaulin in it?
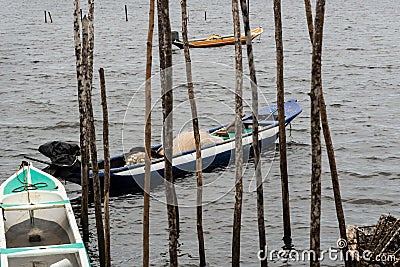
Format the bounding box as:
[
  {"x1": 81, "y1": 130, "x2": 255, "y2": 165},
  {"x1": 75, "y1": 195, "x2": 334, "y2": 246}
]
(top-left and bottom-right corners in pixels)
[{"x1": 38, "y1": 141, "x2": 80, "y2": 166}]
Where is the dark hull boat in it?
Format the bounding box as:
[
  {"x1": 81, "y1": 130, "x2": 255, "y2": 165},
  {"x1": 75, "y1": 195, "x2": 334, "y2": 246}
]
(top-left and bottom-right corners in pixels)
[{"x1": 42, "y1": 100, "x2": 302, "y2": 195}]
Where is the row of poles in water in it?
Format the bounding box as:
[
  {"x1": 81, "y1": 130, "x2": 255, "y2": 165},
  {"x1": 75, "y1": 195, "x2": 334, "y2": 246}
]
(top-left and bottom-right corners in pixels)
[{"x1": 70, "y1": 0, "x2": 350, "y2": 266}]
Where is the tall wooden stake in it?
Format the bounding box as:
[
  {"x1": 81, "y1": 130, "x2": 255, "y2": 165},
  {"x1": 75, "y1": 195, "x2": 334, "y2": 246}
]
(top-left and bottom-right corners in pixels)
[
  {"x1": 180, "y1": 1, "x2": 206, "y2": 266},
  {"x1": 157, "y1": 0, "x2": 178, "y2": 265},
  {"x1": 85, "y1": 1, "x2": 106, "y2": 265},
  {"x1": 73, "y1": 0, "x2": 89, "y2": 242},
  {"x1": 100, "y1": 68, "x2": 111, "y2": 267},
  {"x1": 143, "y1": 0, "x2": 155, "y2": 265},
  {"x1": 273, "y1": 0, "x2": 293, "y2": 250},
  {"x1": 309, "y1": 0, "x2": 326, "y2": 266},
  {"x1": 239, "y1": 0, "x2": 267, "y2": 266},
  {"x1": 304, "y1": 0, "x2": 314, "y2": 44},
  {"x1": 303, "y1": 1, "x2": 350, "y2": 266},
  {"x1": 231, "y1": 0, "x2": 243, "y2": 265}
]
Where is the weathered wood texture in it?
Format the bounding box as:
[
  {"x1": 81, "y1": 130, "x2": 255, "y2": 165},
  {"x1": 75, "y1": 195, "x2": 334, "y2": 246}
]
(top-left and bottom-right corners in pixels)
[
  {"x1": 273, "y1": 0, "x2": 293, "y2": 250},
  {"x1": 85, "y1": 1, "x2": 106, "y2": 265},
  {"x1": 181, "y1": 1, "x2": 206, "y2": 266},
  {"x1": 231, "y1": 0, "x2": 244, "y2": 265},
  {"x1": 73, "y1": 0, "x2": 89, "y2": 242},
  {"x1": 157, "y1": 0, "x2": 179, "y2": 265},
  {"x1": 239, "y1": 0, "x2": 267, "y2": 265},
  {"x1": 309, "y1": 0, "x2": 325, "y2": 266},
  {"x1": 143, "y1": 0, "x2": 155, "y2": 265},
  {"x1": 303, "y1": 0, "x2": 349, "y2": 266},
  {"x1": 99, "y1": 68, "x2": 111, "y2": 267}
]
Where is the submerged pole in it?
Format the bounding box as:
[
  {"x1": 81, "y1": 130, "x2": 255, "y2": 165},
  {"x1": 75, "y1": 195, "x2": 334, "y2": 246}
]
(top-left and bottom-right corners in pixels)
[
  {"x1": 44, "y1": 11, "x2": 47, "y2": 23},
  {"x1": 231, "y1": 0, "x2": 243, "y2": 265},
  {"x1": 143, "y1": 0, "x2": 155, "y2": 265},
  {"x1": 239, "y1": 0, "x2": 267, "y2": 265},
  {"x1": 273, "y1": 0, "x2": 293, "y2": 250},
  {"x1": 125, "y1": 5, "x2": 128, "y2": 21},
  {"x1": 74, "y1": 0, "x2": 89, "y2": 239},
  {"x1": 181, "y1": 0, "x2": 206, "y2": 266},
  {"x1": 99, "y1": 68, "x2": 111, "y2": 267},
  {"x1": 303, "y1": 1, "x2": 350, "y2": 266}
]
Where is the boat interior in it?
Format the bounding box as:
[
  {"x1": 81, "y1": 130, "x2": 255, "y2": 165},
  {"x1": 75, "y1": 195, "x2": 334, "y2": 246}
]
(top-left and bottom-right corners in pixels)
[
  {"x1": 1, "y1": 190, "x2": 86, "y2": 266},
  {"x1": 104, "y1": 116, "x2": 278, "y2": 169}
]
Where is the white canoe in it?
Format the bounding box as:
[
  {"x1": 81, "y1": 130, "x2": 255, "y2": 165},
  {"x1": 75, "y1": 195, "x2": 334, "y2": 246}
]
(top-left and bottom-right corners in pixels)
[{"x1": 0, "y1": 162, "x2": 90, "y2": 267}]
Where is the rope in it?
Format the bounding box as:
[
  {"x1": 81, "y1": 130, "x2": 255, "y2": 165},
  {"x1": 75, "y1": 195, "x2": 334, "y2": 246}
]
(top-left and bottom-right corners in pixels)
[
  {"x1": 11, "y1": 182, "x2": 48, "y2": 193},
  {"x1": 11, "y1": 162, "x2": 48, "y2": 193}
]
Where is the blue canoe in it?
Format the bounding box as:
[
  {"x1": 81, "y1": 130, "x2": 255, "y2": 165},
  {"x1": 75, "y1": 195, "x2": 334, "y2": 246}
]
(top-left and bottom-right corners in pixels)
[{"x1": 65, "y1": 99, "x2": 302, "y2": 195}]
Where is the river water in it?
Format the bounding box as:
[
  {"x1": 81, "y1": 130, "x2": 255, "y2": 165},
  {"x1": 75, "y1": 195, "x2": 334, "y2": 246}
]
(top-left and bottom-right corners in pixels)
[{"x1": 1, "y1": 0, "x2": 399, "y2": 266}]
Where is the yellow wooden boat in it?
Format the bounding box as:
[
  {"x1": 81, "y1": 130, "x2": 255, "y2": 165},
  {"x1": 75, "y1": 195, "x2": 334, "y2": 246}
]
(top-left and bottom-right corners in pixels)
[{"x1": 172, "y1": 27, "x2": 263, "y2": 49}]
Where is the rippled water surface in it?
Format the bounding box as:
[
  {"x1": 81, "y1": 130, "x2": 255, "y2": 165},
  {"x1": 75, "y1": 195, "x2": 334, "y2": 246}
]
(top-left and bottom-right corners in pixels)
[{"x1": 1, "y1": 0, "x2": 399, "y2": 266}]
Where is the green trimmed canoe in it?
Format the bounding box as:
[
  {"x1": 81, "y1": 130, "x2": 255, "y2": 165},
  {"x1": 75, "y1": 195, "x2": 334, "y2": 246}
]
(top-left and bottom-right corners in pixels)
[{"x1": 0, "y1": 162, "x2": 90, "y2": 267}]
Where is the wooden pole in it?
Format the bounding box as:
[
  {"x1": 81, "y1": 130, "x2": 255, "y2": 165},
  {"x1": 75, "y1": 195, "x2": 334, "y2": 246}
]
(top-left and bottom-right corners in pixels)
[
  {"x1": 99, "y1": 68, "x2": 111, "y2": 267},
  {"x1": 156, "y1": 0, "x2": 179, "y2": 239},
  {"x1": 157, "y1": 0, "x2": 178, "y2": 265},
  {"x1": 125, "y1": 5, "x2": 128, "y2": 21},
  {"x1": 181, "y1": 1, "x2": 206, "y2": 266},
  {"x1": 231, "y1": 0, "x2": 243, "y2": 265},
  {"x1": 86, "y1": 64, "x2": 106, "y2": 267},
  {"x1": 85, "y1": 1, "x2": 106, "y2": 265},
  {"x1": 48, "y1": 12, "x2": 53, "y2": 23},
  {"x1": 73, "y1": 0, "x2": 89, "y2": 240},
  {"x1": 303, "y1": 1, "x2": 350, "y2": 266},
  {"x1": 239, "y1": 0, "x2": 267, "y2": 266},
  {"x1": 156, "y1": 1, "x2": 179, "y2": 236},
  {"x1": 309, "y1": 0, "x2": 326, "y2": 266},
  {"x1": 143, "y1": 0, "x2": 155, "y2": 265},
  {"x1": 273, "y1": 0, "x2": 293, "y2": 250},
  {"x1": 304, "y1": 0, "x2": 314, "y2": 44},
  {"x1": 44, "y1": 11, "x2": 47, "y2": 23}
]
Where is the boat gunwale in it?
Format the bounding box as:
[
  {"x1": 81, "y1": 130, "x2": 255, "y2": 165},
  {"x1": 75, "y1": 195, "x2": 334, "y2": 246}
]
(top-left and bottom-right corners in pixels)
[
  {"x1": 173, "y1": 27, "x2": 263, "y2": 48},
  {"x1": 108, "y1": 104, "x2": 299, "y2": 174}
]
